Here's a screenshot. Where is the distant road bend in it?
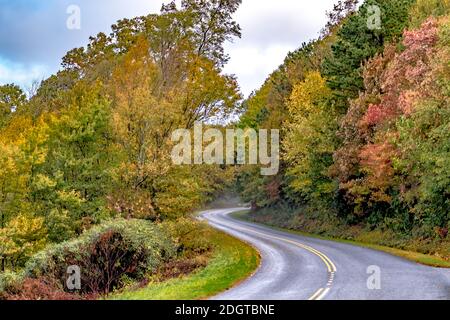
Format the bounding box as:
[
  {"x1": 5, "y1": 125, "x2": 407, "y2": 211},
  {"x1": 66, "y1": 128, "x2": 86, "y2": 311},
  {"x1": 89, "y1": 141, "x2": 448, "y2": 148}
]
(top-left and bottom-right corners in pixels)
[{"x1": 201, "y1": 208, "x2": 450, "y2": 300}]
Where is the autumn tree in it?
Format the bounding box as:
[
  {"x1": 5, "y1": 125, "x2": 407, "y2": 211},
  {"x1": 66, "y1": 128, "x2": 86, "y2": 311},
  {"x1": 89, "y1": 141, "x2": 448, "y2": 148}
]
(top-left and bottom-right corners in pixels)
[
  {"x1": 331, "y1": 17, "x2": 448, "y2": 231},
  {"x1": 322, "y1": 0, "x2": 359, "y2": 35},
  {"x1": 108, "y1": 31, "x2": 240, "y2": 219},
  {"x1": 393, "y1": 17, "x2": 450, "y2": 235},
  {"x1": 0, "y1": 214, "x2": 47, "y2": 271},
  {"x1": 25, "y1": 70, "x2": 79, "y2": 117},
  {"x1": 181, "y1": 0, "x2": 242, "y2": 66},
  {"x1": 0, "y1": 84, "x2": 26, "y2": 128},
  {"x1": 284, "y1": 72, "x2": 338, "y2": 204},
  {"x1": 0, "y1": 114, "x2": 49, "y2": 270},
  {"x1": 236, "y1": 34, "x2": 336, "y2": 207},
  {"x1": 31, "y1": 82, "x2": 115, "y2": 241},
  {"x1": 322, "y1": 0, "x2": 415, "y2": 110}
]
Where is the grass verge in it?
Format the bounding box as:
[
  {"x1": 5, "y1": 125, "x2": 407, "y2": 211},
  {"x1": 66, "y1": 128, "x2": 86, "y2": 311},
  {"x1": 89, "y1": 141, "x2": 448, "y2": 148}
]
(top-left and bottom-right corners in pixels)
[
  {"x1": 231, "y1": 210, "x2": 450, "y2": 269},
  {"x1": 109, "y1": 228, "x2": 260, "y2": 300}
]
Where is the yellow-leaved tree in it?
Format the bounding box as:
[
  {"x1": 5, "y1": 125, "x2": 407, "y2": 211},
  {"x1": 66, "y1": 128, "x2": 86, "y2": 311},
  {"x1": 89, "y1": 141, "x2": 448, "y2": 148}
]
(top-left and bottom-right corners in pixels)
[
  {"x1": 284, "y1": 72, "x2": 338, "y2": 203},
  {"x1": 108, "y1": 36, "x2": 240, "y2": 220},
  {"x1": 0, "y1": 117, "x2": 49, "y2": 271}
]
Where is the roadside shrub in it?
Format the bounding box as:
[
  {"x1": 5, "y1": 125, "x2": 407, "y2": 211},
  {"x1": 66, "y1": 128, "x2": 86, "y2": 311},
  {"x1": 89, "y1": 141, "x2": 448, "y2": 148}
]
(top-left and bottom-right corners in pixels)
[
  {"x1": 2, "y1": 277, "x2": 84, "y2": 300},
  {"x1": 161, "y1": 218, "x2": 212, "y2": 256},
  {"x1": 0, "y1": 271, "x2": 24, "y2": 295},
  {"x1": 24, "y1": 219, "x2": 176, "y2": 295}
]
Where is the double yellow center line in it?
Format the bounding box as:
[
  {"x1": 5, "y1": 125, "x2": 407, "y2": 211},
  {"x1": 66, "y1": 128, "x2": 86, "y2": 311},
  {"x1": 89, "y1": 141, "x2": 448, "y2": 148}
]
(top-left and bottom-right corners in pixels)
[{"x1": 224, "y1": 223, "x2": 337, "y2": 300}]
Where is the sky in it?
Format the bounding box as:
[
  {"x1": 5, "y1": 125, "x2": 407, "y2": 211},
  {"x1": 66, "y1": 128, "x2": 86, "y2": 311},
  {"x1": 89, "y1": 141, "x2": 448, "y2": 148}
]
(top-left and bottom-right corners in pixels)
[{"x1": 0, "y1": 0, "x2": 339, "y2": 97}]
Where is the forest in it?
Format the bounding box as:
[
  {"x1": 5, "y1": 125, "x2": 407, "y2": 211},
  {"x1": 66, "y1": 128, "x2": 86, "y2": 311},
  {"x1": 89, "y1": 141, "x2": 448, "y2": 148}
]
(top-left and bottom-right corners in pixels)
[
  {"x1": 0, "y1": 0, "x2": 449, "y2": 299},
  {"x1": 237, "y1": 0, "x2": 450, "y2": 259}
]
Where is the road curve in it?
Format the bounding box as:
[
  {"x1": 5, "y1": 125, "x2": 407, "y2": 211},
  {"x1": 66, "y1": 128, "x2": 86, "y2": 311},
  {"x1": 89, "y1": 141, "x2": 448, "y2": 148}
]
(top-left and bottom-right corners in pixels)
[{"x1": 200, "y1": 208, "x2": 450, "y2": 300}]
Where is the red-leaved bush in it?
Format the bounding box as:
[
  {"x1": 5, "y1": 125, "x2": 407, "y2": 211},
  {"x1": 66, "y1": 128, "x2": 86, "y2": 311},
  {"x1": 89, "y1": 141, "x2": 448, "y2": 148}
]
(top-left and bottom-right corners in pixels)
[
  {"x1": 23, "y1": 219, "x2": 175, "y2": 297},
  {"x1": 2, "y1": 278, "x2": 86, "y2": 301}
]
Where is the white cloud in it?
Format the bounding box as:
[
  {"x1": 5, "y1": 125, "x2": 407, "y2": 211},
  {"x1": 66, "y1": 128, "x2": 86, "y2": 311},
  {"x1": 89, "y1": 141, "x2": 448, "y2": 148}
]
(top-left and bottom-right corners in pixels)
[
  {"x1": 0, "y1": 59, "x2": 48, "y2": 88},
  {"x1": 0, "y1": 0, "x2": 340, "y2": 96},
  {"x1": 223, "y1": 44, "x2": 295, "y2": 95},
  {"x1": 223, "y1": 0, "x2": 338, "y2": 96}
]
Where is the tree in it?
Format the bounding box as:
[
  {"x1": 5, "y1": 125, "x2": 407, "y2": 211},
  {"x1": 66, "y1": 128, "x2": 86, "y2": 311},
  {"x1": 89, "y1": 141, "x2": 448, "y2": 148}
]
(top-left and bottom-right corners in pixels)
[
  {"x1": 109, "y1": 36, "x2": 240, "y2": 219},
  {"x1": 332, "y1": 17, "x2": 448, "y2": 229},
  {"x1": 322, "y1": 0, "x2": 359, "y2": 35},
  {"x1": 61, "y1": 0, "x2": 242, "y2": 78},
  {"x1": 0, "y1": 137, "x2": 37, "y2": 271},
  {"x1": 181, "y1": 0, "x2": 242, "y2": 66},
  {"x1": 322, "y1": 0, "x2": 415, "y2": 111},
  {"x1": 330, "y1": 44, "x2": 397, "y2": 212},
  {"x1": 0, "y1": 144, "x2": 25, "y2": 230},
  {"x1": 26, "y1": 70, "x2": 79, "y2": 117},
  {"x1": 0, "y1": 84, "x2": 26, "y2": 128},
  {"x1": 393, "y1": 16, "x2": 450, "y2": 235},
  {"x1": 109, "y1": 39, "x2": 173, "y2": 218},
  {"x1": 236, "y1": 35, "x2": 336, "y2": 208},
  {"x1": 284, "y1": 72, "x2": 338, "y2": 203},
  {"x1": 0, "y1": 213, "x2": 47, "y2": 271},
  {"x1": 33, "y1": 82, "x2": 115, "y2": 241}
]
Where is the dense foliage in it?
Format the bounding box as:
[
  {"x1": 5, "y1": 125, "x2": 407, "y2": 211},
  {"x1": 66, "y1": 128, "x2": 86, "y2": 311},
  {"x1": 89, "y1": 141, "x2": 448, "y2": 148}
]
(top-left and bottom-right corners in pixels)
[
  {"x1": 24, "y1": 219, "x2": 175, "y2": 295},
  {"x1": 0, "y1": 0, "x2": 241, "y2": 274},
  {"x1": 1, "y1": 219, "x2": 176, "y2": 298},
  {"x1": 236, "y1": 0, "x2": 450, "y2": 251},
  {"x1": 1, "y1": 0, "x2": 449, "y2": 298}
]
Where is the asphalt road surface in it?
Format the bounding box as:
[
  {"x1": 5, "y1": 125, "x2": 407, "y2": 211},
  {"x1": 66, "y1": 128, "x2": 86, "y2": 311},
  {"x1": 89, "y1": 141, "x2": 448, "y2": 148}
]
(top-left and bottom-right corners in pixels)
[{"x1": 200, "y1": 208, "x2": 450, "y2": 300}]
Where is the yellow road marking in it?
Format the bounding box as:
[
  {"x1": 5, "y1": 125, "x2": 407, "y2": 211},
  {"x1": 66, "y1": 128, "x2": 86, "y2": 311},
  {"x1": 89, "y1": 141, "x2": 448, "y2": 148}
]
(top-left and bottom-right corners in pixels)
[
  {"x1": 233, "y1": 225, "x2": 337, "y2": 273},
  {"x1": 214, "y1": 219, "x2": 337, "y2": 300},
  {"x1": 308, "y1": 288, "x2": 324, "y2": 300},
  {"x1": 315, "y1": 288, "x2": 330, "y2": 300}
]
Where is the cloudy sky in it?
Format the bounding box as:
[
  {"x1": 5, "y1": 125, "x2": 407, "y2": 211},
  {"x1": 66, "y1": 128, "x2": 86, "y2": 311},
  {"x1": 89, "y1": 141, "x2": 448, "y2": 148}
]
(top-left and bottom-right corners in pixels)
[{"x1": 0, "y1": 0, "x2": 339, "y2": 97}]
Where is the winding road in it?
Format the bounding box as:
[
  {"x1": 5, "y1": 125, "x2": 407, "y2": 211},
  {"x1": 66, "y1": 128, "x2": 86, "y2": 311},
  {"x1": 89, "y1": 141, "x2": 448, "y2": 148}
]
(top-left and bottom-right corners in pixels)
[{"x1": 200, "y1": 208, "x2": 450, "y2": 300}]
